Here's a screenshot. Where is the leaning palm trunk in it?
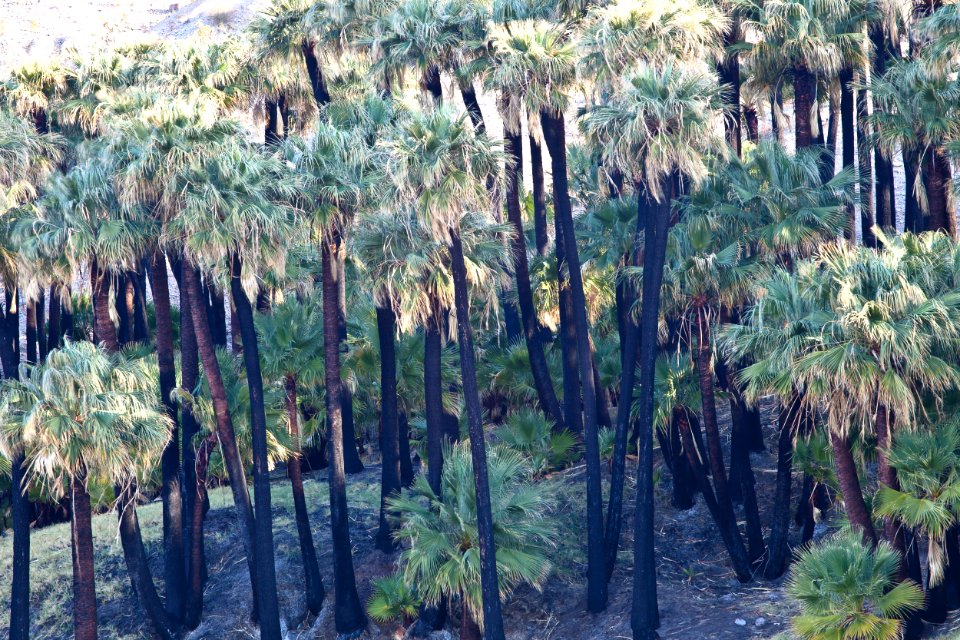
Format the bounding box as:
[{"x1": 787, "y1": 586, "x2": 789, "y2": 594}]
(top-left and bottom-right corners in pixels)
[
  {"x1": 321, "y1": 238, "x2": 367, "y2": 635},
  {"x1": 504, "y1": 132, "x2": 565, "y2": 428},
  {"x1": 285, "y1": 374, "x2": 325, "y2": 613},
  {"x1": 182, "y1": 262, "x2": 262, "y2": 623},
  {"x1": 230, "y1": 254, "x2": 283, "y2": 640},
  {"x1": 375, "y1": 304, "x2": 402, "y2": 552},
  {"x1": 541, "y1": 107, "x2": 608, "y2": 612},
  {"x1": 448, "y1": 230, "x2": 506, "y2": 640},
  {"x1": 149, "y1": 249, "x2": 185, "y2": 623},
  {"x1": 830, "y1": 431, "x2": 878, "y2": 546}
]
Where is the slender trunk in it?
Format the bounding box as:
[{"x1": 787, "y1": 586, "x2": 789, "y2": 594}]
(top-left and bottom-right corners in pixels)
[
  {"x1": 529, "y1": 129, "x2": 549, "y2": 256},
  {"x1": 37, "y1": 288, "x2": 46, "y2": 359},
  {"x1": 870, "y1": 21, "x2": 897, "y2": 230},
  {"x1": 334, "y1": 232, "x2": 364, "y2": 474},
  {"x1": 504, "y1": 132, "x2": 565, "y2": 427},
  {"x1": 830, "y1": 431, "x2": 877, "y2": 546},
  {"x1": 719, "y1": 25, "x2": 742, "y2": 157},
  {"x1": 209, "y1": 285, "x2": 227, "y2": 349},
  {"x1": 149, "y1": 250, "x2": 185, "y2": 623},
  {"x1": 555, "y1": 222, "x2": 582, "y2": 437},
  {"x1": 448, "y1": 231, "x2": 506, "y2": 640},
  {"x1": 265, "y1": 99, "x2": 281, "y2": 146},
  {"x1": 9, "y1": 451, "x2": 30, "y2": 640},
  {"x1": 25, "y1": 300, "x2": 37, "y2": 364},
  {"x1": 794, "y1": 64, "x2": 814, "y2": 150},
  {"x1": 185, "y1": 435, "x2": 214, "y2": 629},
  {"x1": 743, "y1": 106, "x2": 759, "y2": 143},
  {"x1": 302, "y1": 41, "x2": 331, "y2": 108},
  {"x1": 71, "y1": 474, "x2": 98, "y2": 640},
  {"x1": 604, "y1": 193, "x2": 644, "y2": 578},
  {"x1": 904, "y1": 146, "x2": 922, "y2": 232},
  {"x1": 764, "y1": 394, "x2": 800, "y2": 579},
  {"x1": 321, "y1": 238, "x2": 367, "y2": 635},
  {"x1": 375, "y1": 304, "x2": 402, "y2": 552},
  {"x1": 117, "y1": 274, "x2": 132, "y2": 346},
  {"x1": 285, "y1": 375, "x2": 325, "y2": 614},
  {"x1": 541, "y1": 108, "x2": 607, "y2": 611},
  {"x1": 460, "y1": 78, "x2": 485, "y2": 132},
  {"x1": 631, "y1": 176, "x2": 673, "y2": 639},
  {"x1": 48, "y1": 283, "x2": 62, "y2": 351},
  {"x1": 732, "y1": 408, "x2": 765, "y2": 566},
  {"x1": 399, "y1": 412, "x2": 414, "y2": 487},
  {"x1": 875, "y1": 403, "x2": 908, "y2": 566},
  {"x1": 182, "y1": 262, "x2": 261, "y2": 622},
  {"x1": 424, "y1": 305, "x2": 445, "y2": 495},
  {"x1": 825, "y1": 95, "x2": 839, "y2": 182},
  {"x1": 693, "y1": 303, "x2": 752, "y2": 581},
  {"x1": 132, "y1": 268, "x2": 149, "y2": 343},
  {"x1": 840, "y1": 67, "x2": 856, "y2": 242},
  {"x1": 460, "y1": 601, "x2": 483, "y2": 640},
  {"x1": 856, "y1": 82, "x2": 876, "y2": 246},
  {"x1": 61, "y1": 285, "x2": 73, "y2": 342},
  {"x1": 230, "y1": 255, "x2": 282, "y2": 640},
  {"x1": 116, "y1": 486, "x2": 179, "y2": 640}
]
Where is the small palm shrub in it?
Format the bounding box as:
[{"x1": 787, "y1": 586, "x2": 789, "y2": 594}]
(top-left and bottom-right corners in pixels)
[
  {"x1": 788, "y1": 531, "x2": 924, "y2": 640},
  {"x1": 366, "y1": 573, "x2": 421, "y2": 632},
  {"x1": 494, "y1": 409, "x2": 578, "y2": 476},
  {"x1": 388, "y1": 442, "x2": 556, "y2": 638}
]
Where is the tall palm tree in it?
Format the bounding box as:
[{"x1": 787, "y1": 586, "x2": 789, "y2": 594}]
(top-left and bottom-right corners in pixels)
[
  {"x1": 583, "y1": 61, "x2": 726, "y2": 636},
  {"x1": 384, "y1": 106, "x2": 509, "y2": 640},
  {"x1": 0, "y1": 341, "x2": 173, "y2": 640},
  {"x1": 256, "y1": 298, "x2": 327, "y2": 613}
]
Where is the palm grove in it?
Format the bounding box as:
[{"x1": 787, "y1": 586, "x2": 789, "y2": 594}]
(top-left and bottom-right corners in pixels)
[{"x1": 2, "y1": 0, "x2": 960, "y2": 638}]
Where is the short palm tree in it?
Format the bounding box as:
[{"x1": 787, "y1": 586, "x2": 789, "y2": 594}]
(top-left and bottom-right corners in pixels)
[
  {"x1": 389, "y1": 443, "x2": 556, "y2": 640},
  {"x1": 788, "y1": 531, "x2": 924, "y2": 640},
  {"x1": 256, "y1": 297, "x2": 326, "y2": 614},
  {"x1": 383, "y1": 105, "x2": 509, "y2": 639},
  {"x1": 0, "y1": 341, "x2": 173, "y2": 640}
]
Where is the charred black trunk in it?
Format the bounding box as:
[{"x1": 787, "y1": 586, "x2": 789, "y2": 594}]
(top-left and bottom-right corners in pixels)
[{"x1": 375, "y1": 304, "x2": 402, "y2": 553}]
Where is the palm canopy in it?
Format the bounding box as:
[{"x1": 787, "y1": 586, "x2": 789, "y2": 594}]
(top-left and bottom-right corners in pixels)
[
  {"x1": 388, "y1": 442, "x2": 556, "y2": 630},
  {"x1": 580, "y1": 61, "x2": 725, "y2": 199},
  {"x1": 1, "y1": 61, "x2": 66, "y2": 125},
  {"x1": 381, "y1": 105, "x2": 504, "y2": 242},
  {"x1": 256, "y1": 295, "x2": 326, "y2": 386},
  {"x1": 0, "y1": 340, "x2": 172, "y2": 500}
]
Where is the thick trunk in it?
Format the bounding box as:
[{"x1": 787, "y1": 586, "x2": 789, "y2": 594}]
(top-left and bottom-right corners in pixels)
[
  {"x1": 541, "y1": 108, "x2": 607, "y2": 612},
  {"x1": 132, "y1": 268, "x2": 149, "y2": 343},
  {"x1": 763, "y1": 395, "x2": 799, "y2": 579},
  {"x1": 529, "y1": 130, "x2": 549, "y2": 256},
  {"x1": 208, "y1": 285, "x2": 227, "y2": 349},
  {"x1": 449, "y1": 231, "x2": 506, "y2": 640},
  {"x1": 924, "y1": 148, "x2": 957, "y2": 238},
  {"x1": 185, "y1": 435, "x2": 214, "y2": 629},
  {"x1": 504, "y1": 132, "x2": 565, "y2": 428},
  {"x1": 264, "y1": 99, "x2": 281, "y2": 146},
  {"x1": 856, "y1": 83, "x2": 876, "y2": 246},
  {"x1": 230, "y1": 255, "x2": 282, "y2": 640},
  {"x1": 421, "y1": 65, "x2": 443, "y2": 104},
  {"x1": 460, "y1": 78, "x2": 485, "y2": 132},
  {"x1": 302, "y1": 41, "x2": 331, "y2": 108},
  {"x1": 9, "y1": 452, "x2": 30, "y2": 640},
  {"x1": 793, "y1": 64, "x2": 814, "y2": 150},
  {"x1": 375, "y1": 304, "x2": 402, "y2": 553},
  {"x1": 743, "y1": 106, "x2": 759, "y2": 143},
  {"x1": 321, "y1": 239, "x2": 367, "y2": 635},
  {"x1": 286, "y1": 375, "x2": 325, "y2": 614},
  {"x1": 460, "y1": 601, "x2": 482, "y2": 640},
  {"x1": 631, "y1": 176, "x2": 673, "y2": 639},
  {"x1": 830, "y1": 431, "x2": 878, "y2": 546},
  {"x1": 182, "y1": 262, "x2": 262, "y2": 622},
  {"x1": 555, "y1": 227, "x2": 582, "y2": 437},
  {"x1": 875, "y1": 403, "x2": 908, "y2": 568},
  {"x1": 92, "y1": 258, "x2": 118, "y2": 353},
  {"x1": 840, "y1": 67, "x2": 856, "y2": 242},
  {"x1": 149, "y1": 250, "x2": 185, "y2": 623},
  {"x1": 655, "y1": 414, "x2": 696, "y2": 510},
  {"x1": 604, "y1": 193, "x2": 644, "y2": 578},
  {"x1": 71, "y1": 475, "x2": 98, "y2": 640},
  {"x1": 904, "y1": 147, "x2": 922, "y2": 232},
  {"x1": 116, "y1": 486, "x2": 179, "y2": 640}
]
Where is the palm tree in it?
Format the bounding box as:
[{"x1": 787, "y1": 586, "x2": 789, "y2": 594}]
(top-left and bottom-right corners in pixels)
[
  {"x1": 745, "y1": 0, "x2": 864, "y2": 150},
  {"x1": 581, "y1": 61, "x2": 725, "y2": 634},
  {"x1": 0, "y1": 341, "x2": 174, "y2": 640},
  {"x1": 788, "y1": 531, "x2": 924, "y2": 640},
  {"x1": 383, "y1": 106, "x2": 509, "y2": 639},
  {"x1": 389, "y1": 443, "x2": 556, "y2": 640},
  {"x1": 256, "y1": 298, "x2": 327, "y2": 614}
]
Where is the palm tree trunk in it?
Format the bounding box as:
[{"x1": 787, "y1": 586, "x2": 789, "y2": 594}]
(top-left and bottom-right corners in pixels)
[
  {"x1": 117, "y1": 275, "x2": 132, "y2": 346},
  {"x1": 208, "y1": 285, "x2": 227, "y2": 349},
  {"x1": 265, "y1": 99, "x2": 281, "y2": 146},
  {"x1": 61, "y1": 285, "x2": 73, "y2": 342},
  {"x1": 460, "y1": 601, "x2": 482, "y2": 640},
  {"x1": 540, "y1": 108, "x2": 607, "y2": 612},
  {"x1": 840, "y1": 67, "x2": 856, "y2": 242},
  {"x1": 399, "y1": 412, "x2": 414, "y2": 486},
  {"x1": 830, "y1": 431, "x2": 877, "y2": 546},
  {"x1": 48, "y1": 283, "x2": 62, "y2": 351},
  {"x1": 794, "y1": 64, "x2": 814, "y2": 150},
  {"x1": 334, "y1": 232, "x2": 365, "y2": 474},
  {"x1": 869, "y1": 21, "x2": 897, "y2": 231},
  {"x1": 421, "y1": 65, "x2": 443, "y2": 104},
  {"x1": 321, "y1": 238, "x2": 367, "y2": 635},
  {"x1": 185, "y1": 434, "x2": 214, "y2": 629},
  {"x1": 555, "y1": 224, "x2": 583, "y2": 437},
  {"x1": 904, "y1": 147, "x2": 922, "y2": 232},
  {"x1": 302, "y1": 41, "x2": 331, "y2": 107},
  {"x1": 285, "y1": 374, "x2": 325, "y2": 614},
  {"x1": 505, "y1": 132, "x2": 565, "y2": 428},
  {"x1": 132, "y1": 268, "x2": 149, "y2": 343},
  {"x1": 529, "y1": 129, "x2": 549, "y2": 257},
  {"x1": 92, "y1": 257, "x2": 118, "y2": 353},
  {"x1": 731, "y1": 408, "x2": 765, "y2": 566},
  {"x1": 71, "y1": 473, "x2": 98, "y2": 640},
  {"x1": 875, "y1": 403, "x2": 907, "y2": 563},
  {"x1": 460, "y1": 78, "x2": 485, "y2": 132},
  {"x1": 604, "y1": 193, "x2": 644, "y2": 578},
  {"x1": 693, "y1": 302, "x2": 751, "y2": 580},
  {"x1": 448, "y1": 230, "x2": 506, "y2": 640},
  {"x1": 924, "y1": 148, "x2": 957, "y2": 238},
  {"x1": 424, "y1": 303, "x2": 446, "y2": 496},
  {"x1": 856, "y1": 81, "x2": 876, "y2": 246},
  {"x1": 182, "y1": 261, "x2": 262, "y2": 623},
  {"x1": 719, "y1": 25, "x2": 742, "y2": 157},
  {"x1": 763, "y1": 394, "x2": 800, "y2": 579},
  {"x1": 37, "y1": 288, "x2": 47, "y2": 359},
  {"x1": 149, "y1": 250, "x2": 185, "y2": 623},
  {"x1": 375, "y1": 304, "x2": 402, "y2": 553},
  {"x1": 656, "y1": 413, "x2": 696, "y2": 510},
  {"x1": 743, "y1": 106, "x2": 759, "y2": 143},
  {"x1": 25, "y1": 300, "x2": 37, "y2": 364},
  {"x1": 230, "y1": 255, "x2": 282, "y2": 640},
  {"x1": 116, "y1": 486, "x2": 179, "y2": 640},
  {"x1": 630, "y1": 177, "x2": 673, "y2": 640}
]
